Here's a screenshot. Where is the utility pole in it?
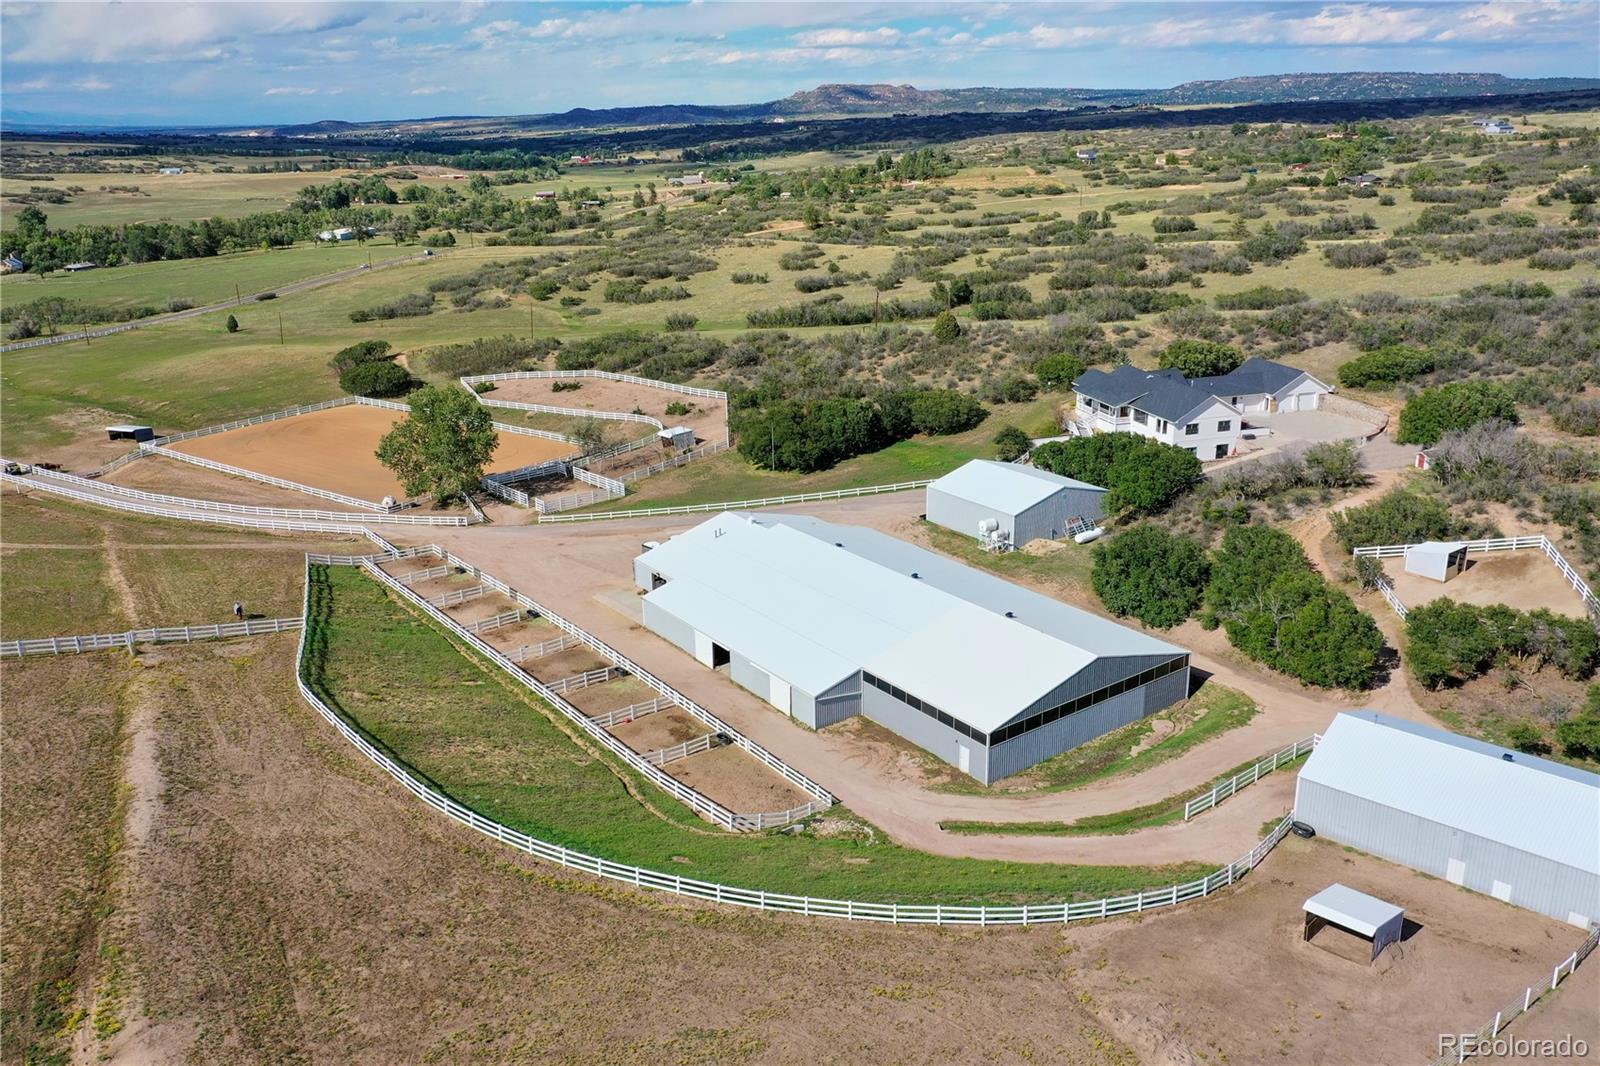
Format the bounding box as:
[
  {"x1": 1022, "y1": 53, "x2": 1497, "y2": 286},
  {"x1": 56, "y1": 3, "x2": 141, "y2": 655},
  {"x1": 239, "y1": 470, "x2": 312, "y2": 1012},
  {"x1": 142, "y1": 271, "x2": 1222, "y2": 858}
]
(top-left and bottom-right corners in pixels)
[
  {"x1": 235, "y1": 282, "x2": 241, "y2": 306},
  {"x1": 278, "y1": 313, "x2": 284, "y2": 346}
]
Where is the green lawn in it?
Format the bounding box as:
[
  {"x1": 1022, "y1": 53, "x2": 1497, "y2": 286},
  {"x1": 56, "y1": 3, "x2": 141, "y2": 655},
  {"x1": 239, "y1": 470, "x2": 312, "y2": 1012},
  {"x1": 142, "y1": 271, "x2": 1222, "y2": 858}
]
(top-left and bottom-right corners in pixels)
[{"x1": 305, "y1": 563, "x2": 1212, "y2": 904}]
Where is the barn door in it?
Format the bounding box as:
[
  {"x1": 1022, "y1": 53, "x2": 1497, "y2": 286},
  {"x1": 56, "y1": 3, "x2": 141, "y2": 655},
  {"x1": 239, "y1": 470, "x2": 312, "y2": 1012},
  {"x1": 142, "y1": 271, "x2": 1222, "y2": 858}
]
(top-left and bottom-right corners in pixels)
[{"x1": 693, "y1": 631, "x2": 714, "y2": 667}]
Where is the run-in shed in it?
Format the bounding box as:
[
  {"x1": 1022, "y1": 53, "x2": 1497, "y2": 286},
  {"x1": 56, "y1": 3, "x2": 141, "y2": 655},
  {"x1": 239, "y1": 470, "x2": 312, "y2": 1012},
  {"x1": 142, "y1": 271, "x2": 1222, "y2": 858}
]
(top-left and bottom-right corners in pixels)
[
  {"x1": 1304, "y1": 883, "x2": 1405, "y2": 964},
  {"x1": 1403, "y1": 540, "x2": 1468, "y2": 582},
  {"x1": 106, "y1": 424, "x2": 155, "y2": 443}
]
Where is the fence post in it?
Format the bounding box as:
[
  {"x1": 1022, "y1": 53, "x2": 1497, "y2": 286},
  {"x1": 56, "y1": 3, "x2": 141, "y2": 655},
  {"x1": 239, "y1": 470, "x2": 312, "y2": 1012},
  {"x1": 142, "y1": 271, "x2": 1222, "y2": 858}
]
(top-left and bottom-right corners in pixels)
[
  {"x1": 1491, "y1": 1011, "x2": 1501, "y2": 1037},
  {"x1": 1524, "y1": 987, "x2": 1532, "y2": 1011}
]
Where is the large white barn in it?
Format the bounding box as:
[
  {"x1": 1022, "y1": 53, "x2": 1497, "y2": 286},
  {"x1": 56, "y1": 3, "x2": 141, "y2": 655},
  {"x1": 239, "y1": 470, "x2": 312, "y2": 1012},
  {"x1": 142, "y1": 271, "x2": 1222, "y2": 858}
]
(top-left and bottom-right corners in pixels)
[
  {"x1": 1295, "y1": 712, "x2": 1600, "y2": 928},
  {"x1": 633, "y1": 512, "x2": 1191, "y2": 783}
]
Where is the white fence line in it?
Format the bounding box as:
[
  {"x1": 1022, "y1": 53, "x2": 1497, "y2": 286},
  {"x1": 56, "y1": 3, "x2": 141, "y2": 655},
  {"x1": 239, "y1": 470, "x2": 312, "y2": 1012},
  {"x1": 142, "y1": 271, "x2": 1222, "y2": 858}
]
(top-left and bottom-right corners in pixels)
[
  {"x1": 147, "y1": 397, "x2": 353, "y2": 447},
  {"x1": 2, "y1": 616, "x2": 301, "y2": 659},
  {"x1": 615, "y1": 439, "x2": 731, "y2": 486},
  {"x1": 394, "y1": 564, "x2": 453, "y2": 585},
  {"x1": 588, "y1": 696, "x2": 675, "y2": 728},
  {"x1": 424, "y1": 584, "x2": 488, "y2": 609},
  {"x1": 1424, "y1": 925, "x2": 1599, "y2": 1066},
  {"x1": 572, "y1": 466, "x2": 627, "y2": 496},
  {"x1": 146, "y1": 445, "x2": 398, "y2": 512},
  {"x1": 480, "y1": 478, "x2": 530, "y2": 507},
  {"x1": 544, "y1": 666, "x2": 626, "y2": 695},
  {"x1": 462, "y1": 368, "x2": 726, "y2": 402},
  {"x1": 505, "y1": 633, "x2": 584, "y2": 663},
  {"x1": 462, "y1": 609, "x2": 524, "y2": 635},
  {"x1": 1353, "y1": 535, "x2": 1595, "y2": 619},
  {"x1": 537, "y1": 477, "x2": 936, "y2": 523},
  {"x1": 383, "y1": 545, "x2": 837, "y2": 813},
  {"x1": 1, "y1": 471, "x2": 377, "y2": 534},
  {"x1": 1374, "y1": 575, "x2": 1409, "y2": 619},
  {"x1": 295, "y1": 580, "x2": 1302, "y2": 925},
  {"x1": 25, "y1": 466, "x2": 471, "y2": 526},
  {"x1": 1184, "y1": 735, "x2": 1319, "y2": 820},
  {"x1": 88, "y1": 449, "x2": 149, "y2": 477},
  {"x1": 644, "y1": 732, "x2": 723, "y2": 766},
  {"x1": 355, "y1": 558, "x2": 797, "y2": 831}
]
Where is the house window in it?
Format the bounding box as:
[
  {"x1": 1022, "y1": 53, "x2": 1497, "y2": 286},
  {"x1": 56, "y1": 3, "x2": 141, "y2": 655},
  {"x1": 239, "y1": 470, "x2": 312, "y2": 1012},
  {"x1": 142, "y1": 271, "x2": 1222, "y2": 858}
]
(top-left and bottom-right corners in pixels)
[
  {"x1": 1214, "y1": 444, "x2": 1229, "y2": 459},
  {"x1": 1217, "y1": 420, "x2": 1232, "y2": 432},
  {"x1": 1132, "y1": 410, "x2": 1147, "y2": 425},
  {"x1": 1157, "y1": 420, "x2": 1169, "y2": 433},
  {"x1": 1184, "y1": 424, "x2": 1199, "y2": 436},
  {"x1": 1186, "y1": 447, "x2": 1198, "y2": 456},
  {"x1": 1118, "y1": 406, "x2": 1130, "y2": 418}
]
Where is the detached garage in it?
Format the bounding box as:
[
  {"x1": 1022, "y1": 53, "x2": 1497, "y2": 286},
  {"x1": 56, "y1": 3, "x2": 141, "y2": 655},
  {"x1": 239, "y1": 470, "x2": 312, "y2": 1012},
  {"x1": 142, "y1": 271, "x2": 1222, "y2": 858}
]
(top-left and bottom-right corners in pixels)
[
  {"x1": 1294, "y1": 712, "x2": 1600, "y2": 928},
  {"x1": 926, "y1": 460, "x2": 1107, "y2": 549}
]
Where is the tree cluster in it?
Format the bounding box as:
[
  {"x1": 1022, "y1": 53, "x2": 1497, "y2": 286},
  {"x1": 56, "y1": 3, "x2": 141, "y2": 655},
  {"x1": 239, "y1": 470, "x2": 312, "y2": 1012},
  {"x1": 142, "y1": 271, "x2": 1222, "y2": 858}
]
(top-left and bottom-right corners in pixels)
[
  {"x1": 1031, "y1": 434, "x2": 1202, "y2": 514},
  {"x1": 1396, "y1": 380, "x2": 1519, "y2": 445},
  {"x1": 734, "y1": 388, "x2": 986, "y2": 473},
  {"x1": 1405, "y1": 598, "x2": 1599, "y2": 689}
]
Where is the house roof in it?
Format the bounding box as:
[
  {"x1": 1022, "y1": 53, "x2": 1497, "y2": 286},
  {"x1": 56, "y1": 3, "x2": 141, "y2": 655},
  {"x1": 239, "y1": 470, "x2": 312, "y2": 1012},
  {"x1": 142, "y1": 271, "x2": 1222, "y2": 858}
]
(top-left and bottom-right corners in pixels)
[
  {"x1": 1298, "y1": 712, "x2": 1600, "y2": 873},
  {"x1": 929, "y1": 460, "x2": 1106, "y2": 516},
  {"x1": 1072, "y1": 364, "x2": 1227, "y2": 423},
  {"x1": 1304, "y1": 883, "x2": 1404, "y2": 938},
  {"x1": 1193, "y1": 357, "x2": 1325, "y2": 400},
  {"x1": 639, "y1": 512, "x2": 1184, "y2": 733}
]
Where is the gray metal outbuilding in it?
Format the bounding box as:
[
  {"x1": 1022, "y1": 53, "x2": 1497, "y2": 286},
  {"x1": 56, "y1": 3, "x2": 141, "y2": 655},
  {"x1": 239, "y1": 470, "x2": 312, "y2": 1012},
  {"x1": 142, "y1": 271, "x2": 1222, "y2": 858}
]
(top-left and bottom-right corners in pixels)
[
  {"x1": 926, "y1": 460, "x2": 1107, "y2": 547},
  {"x1": 1294, "y1": 712, "x2": 1600, "y2": 928},
  {"x1": 634, "y1": 512, "x2": 1190, "y2": 783}
]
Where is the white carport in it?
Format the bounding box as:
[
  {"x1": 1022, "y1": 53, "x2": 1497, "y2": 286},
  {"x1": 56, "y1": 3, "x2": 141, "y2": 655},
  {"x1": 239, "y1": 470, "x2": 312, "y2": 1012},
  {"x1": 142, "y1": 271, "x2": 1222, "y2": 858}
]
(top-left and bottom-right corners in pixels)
[
  {"x1": 1404, "y1": 540, "x2": 1468, "y2": 582},
  {"x1": 1304, "y1": 883, "x2": 1405, "y2": 964}
]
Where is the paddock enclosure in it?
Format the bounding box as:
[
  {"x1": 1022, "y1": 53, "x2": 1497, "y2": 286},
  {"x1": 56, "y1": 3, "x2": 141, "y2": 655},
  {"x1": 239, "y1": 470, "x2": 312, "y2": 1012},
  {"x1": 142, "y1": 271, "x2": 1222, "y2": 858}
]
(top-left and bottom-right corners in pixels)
[{"x1": 166, "y1": 404, "x2": 578, "y2": 503}]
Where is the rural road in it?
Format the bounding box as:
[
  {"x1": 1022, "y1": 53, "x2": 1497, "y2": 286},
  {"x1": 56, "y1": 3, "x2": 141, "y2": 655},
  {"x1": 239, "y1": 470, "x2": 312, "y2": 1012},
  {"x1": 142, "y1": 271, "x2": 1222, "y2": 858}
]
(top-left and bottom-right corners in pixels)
[{"x1": 0, "y1": 249, "x2": 432, "y2": 354}]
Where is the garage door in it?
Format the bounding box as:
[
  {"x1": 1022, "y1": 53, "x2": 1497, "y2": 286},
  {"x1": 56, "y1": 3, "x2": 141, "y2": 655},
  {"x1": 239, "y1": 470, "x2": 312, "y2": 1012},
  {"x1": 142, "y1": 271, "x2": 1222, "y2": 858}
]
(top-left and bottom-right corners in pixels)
[{"x1": 1279, "y1": 394, "x2": 1299, "y2": 413}]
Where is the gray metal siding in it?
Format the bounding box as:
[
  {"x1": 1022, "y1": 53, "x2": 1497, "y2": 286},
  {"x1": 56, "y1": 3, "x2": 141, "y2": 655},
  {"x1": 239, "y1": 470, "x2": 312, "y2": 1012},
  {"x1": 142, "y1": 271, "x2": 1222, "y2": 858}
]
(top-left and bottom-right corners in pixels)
[
  {"x1": 813, "y1": 674, "x2": 862, "y2": 729},
  {"x1": 1015, "y1": 487, "x2": 1105, "y2": 544},
  {"x1": 1004, "y1": 654, "x2": 1187, "y2": 728},
  {"x1": 861, "y1": 683, "x2": 990, "y2": 783},
  {"x1": 988, "y1": 666, "x2": 1189, "y2": 782},
  {"x1": 926, "y1": 487, "x2": 1015, "y2": 543},
  {"x1": 1294, "y1": 781, "x2": 1600, "y2": 927},
  {"x1": 640, "y1": 598, "x2": 696, "y2": 657}
]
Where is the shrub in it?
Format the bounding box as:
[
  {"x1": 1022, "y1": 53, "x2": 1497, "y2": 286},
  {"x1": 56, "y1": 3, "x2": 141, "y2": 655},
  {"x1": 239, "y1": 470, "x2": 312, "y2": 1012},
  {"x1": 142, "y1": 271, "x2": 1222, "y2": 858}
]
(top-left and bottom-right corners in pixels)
[
  {"x1": 338, "y1": 359, "x2": 412, "y2": 398},
  {"x1": 992, "y1": 425, "x2": 1031, "y2": 462},
  {"x1": 665, "y1": 401, "x2": 691, "y2": 417},
  {"x1": 1323, "y1": 242, "x2": 1389, "y2": 269},
  {"x1": 1550, "y1": 397, "x2": 1600, "y2": 437},
  {"x1": 349, "y1": 292, "x2": 434, "y2": 323},
  {"x1": 908, "y1": 389, "x2": 986, "y2": 435},
  {"x1": 1152, "y1": 216, "x2": 1197, "y2": 234},
  {"x1": 1033, "y1": 352, "x2": 1086, "y2": 390},
  {"x1": 1212, "y1": 285, "x2": 1309, "y2": 310},
  {"x1": 1557, "y1": 711, "x2": 1600, "y2": 761},
  {"x1": 1157, "y1": 339, "x2": 1242, "y2": 378},
  {"x1": 528, "y1": 278, "x2": 560, "y2": 300},
  {"x1": 1505, "y1": 720, "x2": 1550, "y2": 755},
  {"x1": 1337, "y1": 344, "x2": 1434, "y2": 388},
  {"x1": 1406, "y1": 599, "x2": 1600, "y2": 689},
  {"x1": 328, "y1": 339, "x2": 393, "y2": 374},
  {"x1": 932, "y1": 310, "x2": 961, "y2": 342},
  {"x1": 664, "y1": 313, "x2": 698, "y2": 332},
  {"x1": 1092, "y1": 525, "x2": 1209, "y2": 628},
  {"x1": 1033, "y1": 435, "x2": 1200, "y2": 514},
  {"x1": 551, "y1": 380, "x2": 583, "y2": 393},
  {"x1": 424, "y1": 335, "x2": 558, "y2": 378},
  {"x1": 225, "y1": 313, "x2": 239, "y2": 333},
  {"x1": 730, "y1": 271, "x2": 769, "y2": 284},
  {"x1": 1396, "y1": 380, "x2": 1519, "y2": 445},
  {"x1": 1329, "y1": 490, "x2": 1459, "y2": 552}
]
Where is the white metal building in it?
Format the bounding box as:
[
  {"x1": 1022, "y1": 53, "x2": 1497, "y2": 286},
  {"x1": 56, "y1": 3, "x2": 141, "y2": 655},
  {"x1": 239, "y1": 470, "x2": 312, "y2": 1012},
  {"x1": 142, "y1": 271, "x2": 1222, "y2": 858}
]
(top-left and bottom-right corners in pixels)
[
  {"x1": 1403, "y1": 540, "x2": 1468, "y2": 582},
  {"x1": 1303, "y1": 883, "x2": 1406, "y2": 963},
  {"x1": 926, "y1": 460, "x2": 1107, "y2": 548},
  {"x1": 1295, "y1": 712, "x2": 1600, "y2": 928},
  {"x1": 634, "y1": 512, "x2": 1191, "y2": 783}
]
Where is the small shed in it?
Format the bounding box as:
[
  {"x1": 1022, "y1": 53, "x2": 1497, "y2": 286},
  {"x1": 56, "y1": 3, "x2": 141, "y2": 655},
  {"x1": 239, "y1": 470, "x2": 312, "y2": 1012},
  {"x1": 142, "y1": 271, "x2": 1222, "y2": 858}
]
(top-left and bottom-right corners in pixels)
[
  {"x1": 1404, "y1": 540, "x2": 1467, "y2": 583},
  {"x1": 658, "y1": 425, "x2": 695, "y2": 451},
  {"x1": 106, "y1": 424, "x2": 156, "y2": 443},
  {"x1": 1304, "y1": 883, "x2": 1405, "y2": 964},
  {"x1": 926, "y1": 460, "x2": 1107, "y2": 549}
]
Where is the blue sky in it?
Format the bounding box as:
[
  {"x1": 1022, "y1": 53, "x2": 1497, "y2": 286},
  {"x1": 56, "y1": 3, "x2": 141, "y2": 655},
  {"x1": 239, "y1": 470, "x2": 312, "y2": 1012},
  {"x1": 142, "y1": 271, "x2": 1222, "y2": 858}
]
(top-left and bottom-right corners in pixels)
[{"x1": 3, "y1": 1, "x2": 1596, "y2": 126}]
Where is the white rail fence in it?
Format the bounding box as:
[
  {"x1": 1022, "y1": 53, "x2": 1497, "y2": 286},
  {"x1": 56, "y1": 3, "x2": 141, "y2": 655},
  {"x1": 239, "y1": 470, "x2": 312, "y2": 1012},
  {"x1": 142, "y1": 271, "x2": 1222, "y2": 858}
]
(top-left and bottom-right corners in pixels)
[
  {"x1": 545, "y1": 666, "x2": 626, "y2": 695},
  {"x1": 644, "y1": 732, "x2": 725, "y2": 766},
  {"x1": 1, "y1": 471, "x2": 377, "y2": 535},
  {"x1": 354, "y1": 557, "x2": 809, "y2": 831},
  {"x1": 3, "y1": 616, "x2": 301, "y2": 660},
  {"x1": 1425, "y1": 925, "x2": 1599, "y2": 1066},
  {"x1": 147, "y1": 397, "x2": 354, "y2": 448},
  {"x1": 297, "y1": 589, "x2": 1305, "y2": 925},
  {"x1": 146, "y1": 446, "x2": 397, "y2": 512},
  {"x1": 462, "y1": 368, "x2": 726, "y2": 403},
  {"x1": 462, "y1": 609, "x2": 524, "y2": 635},
  {"x1": 393, "y1": 564, "x2": 453, "y2": 585},
  {"x1": 89, "y1": 449, "x2": 149, "y2": 477},
  {"x1": 1353, "y1": 535, "x2": 1596, "y2": 620},
  {"x1": 419, "y1": 544, "x2": 837, "y2": 809},
  {"x1": 1184, "y1": 735, "x2": 1319, "y2": 820},
  {"x1": 424, "y1": 584, "x2": 488, "y2": 609},
  {"x1": 588, "y1": 697, "x2": 675, "y2": 728},
  {"x1": 538, "y1": 478, "x2": 937, "y2": 524},
  {"x1": 1374, "y1": 576, "x2": 1409, "y2": 619},
  {"x1": 24, "y1": 467, "x2": 472, "y2": 526},
  {"x1": 505, "y1": 633, "x2": 584, "y2": 662}
]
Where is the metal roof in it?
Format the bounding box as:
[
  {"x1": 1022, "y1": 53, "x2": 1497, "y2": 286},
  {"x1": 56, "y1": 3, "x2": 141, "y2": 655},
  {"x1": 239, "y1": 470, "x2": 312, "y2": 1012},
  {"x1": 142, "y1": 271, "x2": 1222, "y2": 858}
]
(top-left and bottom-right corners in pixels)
[
  {"x1": 1407, "y1": 540, "x2": 1467, "y2": 557},
  {"x1": 929, "y1": 460, "x2": 1106, "y2": 516},
  {"x1": 1299, "y1": 712, "x2": 1600, "y2": 873},
  {"x1": 639, "y1": 512, "x2": 1185, "y2": 733},
  {"x1": 105, "y1": 424, "x2": 153, "y2": 433},
  {"x1": 1304, "y1": 883, "x2": 1404, "y2": 938}
]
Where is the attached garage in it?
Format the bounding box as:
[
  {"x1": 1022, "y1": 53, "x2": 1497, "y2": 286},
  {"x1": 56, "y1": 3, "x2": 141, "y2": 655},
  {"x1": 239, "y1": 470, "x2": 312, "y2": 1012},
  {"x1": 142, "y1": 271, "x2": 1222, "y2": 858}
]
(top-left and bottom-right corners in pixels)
[{"x1": 1294, "y1": 712, "x2": 1600, "y2": 928}]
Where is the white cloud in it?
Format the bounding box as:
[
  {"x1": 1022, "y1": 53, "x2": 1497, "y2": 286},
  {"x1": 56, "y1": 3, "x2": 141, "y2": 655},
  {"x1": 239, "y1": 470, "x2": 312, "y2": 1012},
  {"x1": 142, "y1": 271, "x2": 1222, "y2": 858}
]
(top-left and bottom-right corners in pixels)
[
  {"x1": 265, "y1": 86, "x2": 319, "y2": 96},
  {"x1": 75, "y1": 76, "x2": 112, "y2": 91},
  {"x1": 409, "y1": 85, "x2": 447, "y2": 96},
  {"x1": 792, "y1": 27, "x2": 901, "y2": 47}
]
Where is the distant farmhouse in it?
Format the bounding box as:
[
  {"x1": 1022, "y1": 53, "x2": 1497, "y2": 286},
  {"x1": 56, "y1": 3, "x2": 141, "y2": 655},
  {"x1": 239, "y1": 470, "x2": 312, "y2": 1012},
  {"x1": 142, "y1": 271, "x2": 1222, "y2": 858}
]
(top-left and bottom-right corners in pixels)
[
  {"x1": 1341, "y1": 173, "x2": 1382, "y2": 188},
  {"x1": 63, "y1": 261, "x2": 98, "y2": 272},
  {"x1": 634, "y1": 512, "x2": 1191, "y2": 784},
  {"x1": 532, "y1": 190, "x2": 557, "y2": 200},
  {"x1": 1070, "y1": 358, "x2": 1332, "y2": 461},
  {"x1": 317, "y1": 227, "x2": 356, "y2": 242},
  {"x1": 1, "y1": 253, "x2": 26, "y2": 274},
  {"x1": 1473, "y1": 117, "x2": 1515, "y2": 135},
  {"x1": 158, "y1": 166, "x2": 186, "y2": 175},
  {"x1": 1075, "y1": 148, "x2": 1099, "y2": 162},
  {"x1": 668, "y1": 172, "x2": 706, "y2": 187}
]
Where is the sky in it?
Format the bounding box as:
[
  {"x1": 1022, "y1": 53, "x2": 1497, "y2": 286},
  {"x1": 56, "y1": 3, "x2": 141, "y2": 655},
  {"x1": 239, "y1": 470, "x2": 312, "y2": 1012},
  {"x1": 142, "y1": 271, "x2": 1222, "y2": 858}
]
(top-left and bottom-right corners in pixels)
[{"x1": 2, "y1": 1, "x2": 1597, "y2": 127}]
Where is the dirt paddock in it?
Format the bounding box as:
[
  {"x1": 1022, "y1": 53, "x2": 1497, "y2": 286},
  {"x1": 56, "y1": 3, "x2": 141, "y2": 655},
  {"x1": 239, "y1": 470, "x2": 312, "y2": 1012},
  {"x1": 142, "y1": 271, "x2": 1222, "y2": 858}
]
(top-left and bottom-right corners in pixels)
[
  {"x1": 1065, "y1": 836, "x2": 1597, "y2": 1066},
  {"x1": 1385, "y1": 550, "x2": 1589, "y2": 619},
  {"x1": 166, "y1": 405, "x2": 577, "y2": 503},
  {"x1": 491, "y1": 375, "x2": 728, "y2": 444}
]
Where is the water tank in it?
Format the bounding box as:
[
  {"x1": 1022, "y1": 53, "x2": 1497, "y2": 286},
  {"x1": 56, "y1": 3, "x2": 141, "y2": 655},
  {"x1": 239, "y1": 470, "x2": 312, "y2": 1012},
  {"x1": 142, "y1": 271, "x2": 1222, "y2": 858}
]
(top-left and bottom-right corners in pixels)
[
  {"x1": 1073, "y1": 527, "x2": 1105, "y2": 544},
  {"x1": 977, "y1": 518, "x2": 1000, "y2": 534}
]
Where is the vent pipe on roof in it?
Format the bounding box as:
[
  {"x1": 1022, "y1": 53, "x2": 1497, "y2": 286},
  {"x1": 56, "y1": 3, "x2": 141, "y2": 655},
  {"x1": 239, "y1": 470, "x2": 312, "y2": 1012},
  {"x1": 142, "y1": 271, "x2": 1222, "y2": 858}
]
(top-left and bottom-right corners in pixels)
[
  {"x1": 1005, "y1": 611, "x2": 1016, "y2": 618},
  {"x1": 911, "y1": 572, "x2": 920, "y2": 579},
  {"x1": 1502, "y1": 753, "x2": 1515, "y2": 762}
]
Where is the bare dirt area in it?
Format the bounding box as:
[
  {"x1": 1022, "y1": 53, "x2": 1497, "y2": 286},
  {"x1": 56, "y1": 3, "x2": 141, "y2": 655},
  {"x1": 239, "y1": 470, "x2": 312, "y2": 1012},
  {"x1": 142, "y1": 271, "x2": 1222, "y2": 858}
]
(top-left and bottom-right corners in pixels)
[
  {"x1": 491, "y1": 375, "x2": 729, "y2": 444},
  {"x1": 519, "y1": 644, "x2": 611, "y2": 681},
  {"x1": 1066, "y1": 837, "x2": 1599, "y2": 1066},
  {"x1": 166, "y1": 405, "x2": 576, "y2": 503},
  {"x1": 105, "y1": 453, "x2": 348, "y2": 508},
  {"x1": 566, "y1": 674, "x2": 656, "y2": 714},
  {"x1": 666, "y1": 743, "x2": 816, "y2": 814},
  {"x1": 606, "y1": 705, "x2": 708, "y2": 751},
  {"x1": 1384, "y1": 551, "x2": 1588, "y2": 619}
]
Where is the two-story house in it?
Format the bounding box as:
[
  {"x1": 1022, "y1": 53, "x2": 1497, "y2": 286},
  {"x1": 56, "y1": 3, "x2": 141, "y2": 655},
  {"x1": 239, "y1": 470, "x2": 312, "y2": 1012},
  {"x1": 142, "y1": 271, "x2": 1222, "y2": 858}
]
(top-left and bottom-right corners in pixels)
[
  {"x1": 1069, "y1": 365, "x2": 1245, "y2": 461},
  {"x1": 1068, "y1": 359, "x2": 1333, "y2": 461}
]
